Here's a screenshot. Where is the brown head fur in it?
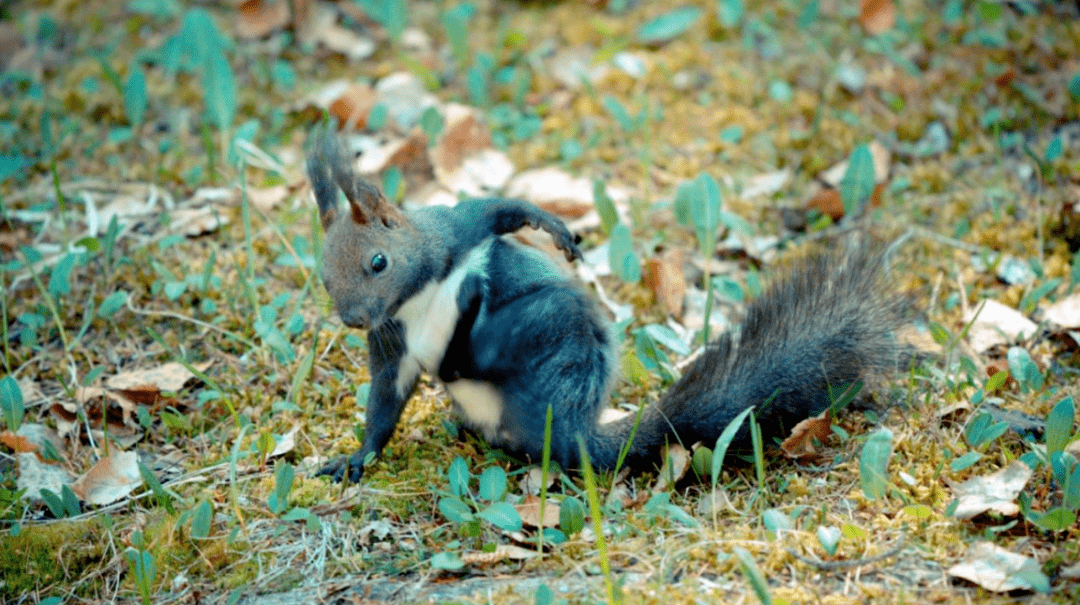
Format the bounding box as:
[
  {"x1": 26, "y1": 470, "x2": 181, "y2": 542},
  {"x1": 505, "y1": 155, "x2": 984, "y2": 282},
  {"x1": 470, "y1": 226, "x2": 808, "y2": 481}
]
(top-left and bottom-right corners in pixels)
[{"x1": 307, "y1": 134, "x2": 430, "y2": 329}]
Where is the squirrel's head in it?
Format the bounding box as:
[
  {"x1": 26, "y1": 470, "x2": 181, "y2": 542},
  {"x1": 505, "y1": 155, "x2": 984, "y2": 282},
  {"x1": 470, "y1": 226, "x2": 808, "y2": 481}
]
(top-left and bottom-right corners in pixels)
[{"x1": 307, "y1": 135, "x2": 424, "y2": 330}]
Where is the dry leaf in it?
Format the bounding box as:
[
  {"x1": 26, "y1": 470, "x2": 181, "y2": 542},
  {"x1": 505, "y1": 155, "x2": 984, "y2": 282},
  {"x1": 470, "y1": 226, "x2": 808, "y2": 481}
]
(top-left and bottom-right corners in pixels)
[
  {"x1": 515, "y1": 496, "x2": 561, "y2": 529},
  {"x1": 936, "y1": 401, "x2": 972, "y2": 424},
  {"x1": 645, "y1": 248, "x2": 686, "y2": 318},
  {"x1": 16, "y1": 452, "x2": 73, "y2": 501},
  {"x1": 407, "y1": 182, "x2": 461, "y2": 208},
  {"x1": 460, "y1": 545, "x2": 538, "y2": 565},
  {"x1": 356, "y1": 131, "x2": 429, "y2": 176},
  {"x1": 964, "y1": 299, "x2": 1037, "y2": 353},
  {"x1": 1, "y1": 431, "x2": 36, "y2": 453},
  {"x1": 269, "y1": 426, "x2": 299, "y2": 459},
  {"x1": 896, "y1": 323, "x2": 943, "y2": 356},
  {"x1": 246, "y1": 184, "x2": 294, "y2": 214},
  {"x1": 437, "y1": 149, "x2": 514, "y2": 197},
  {"x1": 859, "y1": 0, "x2": 896, "y2": 36},
  {"x1": 71, "y1": 450, "x2": 143, "y2": 506},
  {"x1": 430, "y1": 103, "x2": 492, "y2": 177},
  {"x1": 1060, "y1": 561, "x2": 1080, "y2": 579},
  {"x1": 169, "y1": 188, "x2": 237, "y2": 236},
  {"x1": 50, "y1": 401, "x2": 81, "y2": 439},
  {"x1": 12, "y1": 423, "x2": 66, "y2": 459},
  {"x1": 804, "y1": 187, "x2": 845, "y2": 221},
  {"x1": 169, "y1": 206, "x2": 224, "y2": 237},
  {"x1": 96, "y1": 191, "x2": 159, "y2": 235},
  {"x1": 114, "y1": 384, "x2": 165, "y2": 406},
  {"x1": 651, "y1": 443, "x2": 692, "y2": 493},
  {"x1": 804, "y1": 183, "x2": 885, "y2": 221},
  {"x1": 53, "y1": 393, "x2": 144, "y2": 449},
  {"x1": 948, "y1": 541, "x2": 1046, "y2": 592},
  {"x1": 780, "y1": 409, "x2": 833, "y2": 459},
  {"x1": 235, "y1": 0, "x2": 291, "y2": 40},
  {"x1": 819, "y1": 140, "x2": 891, "y2": 187},
  {"x1": 374, "y1": 72, "x2": 440, "y2": 130},
  {"x1": 695, "y1": 486, "x2": 735, "y2": 516},
  {"x1": 17, "y1": 377, "x2": 44, "y2": 405},
  {"x1": 328, "y1": 83, "x2": 377, "y2": 130},
  {"x1": 106, "y1": 361, "x2": 209, "y2": 392},
  {"x1": 296, "y1": 0, "x2": 375, "y2": 61},
  {"x1": 739, "y1": 169, "x2": 791, "y2": 200},
  {"x1": 504, "y1": 167, "x2": 607, "y2": 219},
  {"x1": 549, "y1": 46, "x2": 610, "y2": 90},
  {"x1": 518, "y1": 466, "x2": 557, "y2": 496},
  {"x1": 1044, "y1": 292, "x2": 1080, "y2": 328},
  {"x1": 947, "y1": 461, "x2": 1033, "y2": 520}
]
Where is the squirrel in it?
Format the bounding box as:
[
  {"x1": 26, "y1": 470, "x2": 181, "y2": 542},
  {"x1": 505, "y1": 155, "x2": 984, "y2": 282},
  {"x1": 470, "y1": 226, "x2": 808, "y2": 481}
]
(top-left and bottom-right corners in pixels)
[{"x1": 307, "y1": 133, "x2": 907, "y2": 483}]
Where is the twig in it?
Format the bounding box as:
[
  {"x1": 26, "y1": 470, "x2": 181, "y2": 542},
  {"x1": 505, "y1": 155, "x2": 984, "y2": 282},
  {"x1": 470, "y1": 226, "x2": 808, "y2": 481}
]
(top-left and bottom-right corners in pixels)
[{"x1": 785, "y1": 536, "x2": 905, "y2": 570}]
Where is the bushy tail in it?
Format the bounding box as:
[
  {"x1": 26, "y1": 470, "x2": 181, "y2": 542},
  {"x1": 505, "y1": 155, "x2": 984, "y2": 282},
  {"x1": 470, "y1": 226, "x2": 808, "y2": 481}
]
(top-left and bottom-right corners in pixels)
[{"x1": 587, "y1": 245, "x2": 907, "y2": 471}]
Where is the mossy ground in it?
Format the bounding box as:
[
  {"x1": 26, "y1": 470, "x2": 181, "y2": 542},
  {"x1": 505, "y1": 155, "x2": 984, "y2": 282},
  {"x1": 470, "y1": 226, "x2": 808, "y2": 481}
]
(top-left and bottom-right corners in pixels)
[{"x1": 1, "y1": 0, "x2": 1079, "y2": 603}]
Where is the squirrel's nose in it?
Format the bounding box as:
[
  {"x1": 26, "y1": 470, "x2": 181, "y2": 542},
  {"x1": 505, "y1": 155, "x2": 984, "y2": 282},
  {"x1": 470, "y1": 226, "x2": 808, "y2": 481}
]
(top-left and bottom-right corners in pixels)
[{"x1": 338, "y1": 306, "x2": 369, "y2": 329}]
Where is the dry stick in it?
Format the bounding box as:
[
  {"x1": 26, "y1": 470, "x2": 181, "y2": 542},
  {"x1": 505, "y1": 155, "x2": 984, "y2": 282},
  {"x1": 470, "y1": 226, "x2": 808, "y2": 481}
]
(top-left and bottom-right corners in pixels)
[
  {"x1": 784, "y1": 536, "x2": 905, "y2": 571},
  {"x1": 124, "y1": 295, "x2": 258, "y2": 349}
]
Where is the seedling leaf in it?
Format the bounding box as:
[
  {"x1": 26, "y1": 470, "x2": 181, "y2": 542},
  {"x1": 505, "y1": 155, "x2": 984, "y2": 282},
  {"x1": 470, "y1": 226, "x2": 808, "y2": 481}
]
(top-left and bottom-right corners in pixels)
[
  {"x1": 860, "y1": 428, "x2": 893, "y2": 500},
  {"x1": 839, "y1": 144, "x2": 875, "y2": 217}
]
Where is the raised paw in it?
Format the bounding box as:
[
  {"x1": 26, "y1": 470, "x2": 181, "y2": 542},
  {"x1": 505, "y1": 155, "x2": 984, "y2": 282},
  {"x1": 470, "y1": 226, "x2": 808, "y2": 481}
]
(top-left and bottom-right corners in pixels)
[{"x1": 529, "y1": 218, "x2": 582, "y2": 262}]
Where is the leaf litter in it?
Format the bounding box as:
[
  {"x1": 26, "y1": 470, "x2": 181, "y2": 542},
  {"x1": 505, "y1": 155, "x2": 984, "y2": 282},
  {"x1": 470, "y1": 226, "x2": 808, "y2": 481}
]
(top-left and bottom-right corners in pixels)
[{"x1": 2, "y1": 0, "x2": 1080, "y2": 603}]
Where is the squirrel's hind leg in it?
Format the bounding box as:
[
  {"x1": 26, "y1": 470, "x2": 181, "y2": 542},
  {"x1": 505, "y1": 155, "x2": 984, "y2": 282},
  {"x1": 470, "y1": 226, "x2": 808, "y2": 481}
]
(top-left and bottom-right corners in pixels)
[{"x1": 466, "y1": 284, "x2": 614, "y2": 468}]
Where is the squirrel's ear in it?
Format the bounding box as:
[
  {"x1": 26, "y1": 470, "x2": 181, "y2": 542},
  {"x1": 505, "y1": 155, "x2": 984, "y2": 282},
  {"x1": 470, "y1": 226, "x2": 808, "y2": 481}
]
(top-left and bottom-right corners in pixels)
[
  {"x1": 307, "y1": 150, "x2": 339, "y2": 230},
  {"x1": 348, "y1": 180, "x2": 407, "y2": 229}
]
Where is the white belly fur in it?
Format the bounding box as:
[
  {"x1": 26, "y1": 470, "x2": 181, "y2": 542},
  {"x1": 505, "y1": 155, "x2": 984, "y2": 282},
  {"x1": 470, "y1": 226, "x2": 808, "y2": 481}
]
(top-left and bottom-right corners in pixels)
[
  {"x1": 392, "y1": 242, "x2": 504, "y2": 437},
  {"x1": 392, "y1": 242, "x2": 491, "y2": 397},
  {"x1": 445, "y1": 379, "x2": 504, "y2": 438}
]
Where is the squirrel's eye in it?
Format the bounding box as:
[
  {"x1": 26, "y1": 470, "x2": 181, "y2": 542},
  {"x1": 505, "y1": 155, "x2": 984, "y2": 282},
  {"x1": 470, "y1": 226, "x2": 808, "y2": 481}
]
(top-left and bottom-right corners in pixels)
[{"x1": 370, "y1": 253, "x2": 388, "y2": 273}]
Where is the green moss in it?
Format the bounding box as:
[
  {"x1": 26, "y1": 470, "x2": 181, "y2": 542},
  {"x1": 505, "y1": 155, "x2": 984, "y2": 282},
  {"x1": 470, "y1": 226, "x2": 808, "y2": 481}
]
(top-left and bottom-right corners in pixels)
[{"x1": 0, "y1": 520, "x2": 109, "y2": 599}]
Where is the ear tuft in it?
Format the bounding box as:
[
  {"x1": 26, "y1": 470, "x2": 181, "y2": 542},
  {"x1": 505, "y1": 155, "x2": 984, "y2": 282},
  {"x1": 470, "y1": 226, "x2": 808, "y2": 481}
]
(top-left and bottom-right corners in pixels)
[{"x1": 307, "y1": 129, "x2": 410, "y2": 230}]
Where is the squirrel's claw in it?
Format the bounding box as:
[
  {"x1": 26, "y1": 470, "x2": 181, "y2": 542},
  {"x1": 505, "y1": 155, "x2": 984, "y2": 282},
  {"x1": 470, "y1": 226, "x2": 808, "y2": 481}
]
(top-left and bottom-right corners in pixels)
[{"x1": 317, "y1": 454, "x2": 366, "y2": 484}]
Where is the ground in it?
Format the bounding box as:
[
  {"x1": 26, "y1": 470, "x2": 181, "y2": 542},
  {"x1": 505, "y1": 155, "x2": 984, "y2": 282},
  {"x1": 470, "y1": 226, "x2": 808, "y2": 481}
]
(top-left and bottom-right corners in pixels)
[{"x1": 1, "y1": 0, "x2": 1080, "y2": 603}]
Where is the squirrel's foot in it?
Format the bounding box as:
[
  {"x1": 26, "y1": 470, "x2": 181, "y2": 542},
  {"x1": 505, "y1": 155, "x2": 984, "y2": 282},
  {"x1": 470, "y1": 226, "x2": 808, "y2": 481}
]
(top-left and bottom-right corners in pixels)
[{"x1": 316, "y1": 452, "x2": 367, "y2": 483}]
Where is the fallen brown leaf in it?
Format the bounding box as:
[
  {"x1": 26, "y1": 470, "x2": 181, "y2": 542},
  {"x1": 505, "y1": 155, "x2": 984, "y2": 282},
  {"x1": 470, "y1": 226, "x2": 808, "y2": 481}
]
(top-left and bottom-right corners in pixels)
[
  {"x1": 438, "y1": 148, "x2": 515, "y2": 196},
  {"x1": 356, "y1": 131, "x2": 430, "y2": 176},
  {"x1": 780, "y1": 409, "x2": 833, "y2": 459},
  {"x1": 235, "y1": 0, "x2": 291, "y2": 40},
  {"x1": 504, "y1": 167, "x2": 606, "y2": 219},
  {"x1": 963, "y1": 299, "x2": 1037, "y2": 353},
  {"x1": 804, "y1": 187, "x2": 844, "y2": 221},
  {"x1": 106, "y1": 361, "x2": 210, "y2": 392},
  {"x1": 515, "y1": 496, "x2": 561, "y2": 529},
  {"x1": 71, "y1": 450, "x2": 143, "y2": 506},
  {"x1": 460, "y1": 545, "x2": 538, "y2": 565},
  {"x1": 948, "y1": 541, "x2": 1046, "y2": 592},
  {"x1": 651, "y1": 443, "x2": 692, "y2": 493},
  {"x1": 328, "y1": 83, "x2": 377, "y2": 130},
  {"x1": 0, "y1": 431, "x2": 36, "y2": 453},
  {"x1": 947, "y1": 460, "x2": 1032, "y2": 520},
  {"x1": 859, "y1": 0, "x2": 896, "y2": 36},
  {"x1": 296, "y1": 0, "x2": 375, "y2": 61},
  {"x1": 645, "y1": 248, "x2": 686, "y2": 318},
  {"x1": 430, "y1": 103, "x2": 492, "y2": 178}
]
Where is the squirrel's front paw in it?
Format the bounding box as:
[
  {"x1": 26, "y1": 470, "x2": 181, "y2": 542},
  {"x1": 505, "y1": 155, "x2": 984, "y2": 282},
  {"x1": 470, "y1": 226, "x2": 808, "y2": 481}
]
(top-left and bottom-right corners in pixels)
[
  {"x1": 547, "y1": 228, "x2": 582, "y2": 262},
  {"x1": 316, "y1": 454, "x2": 366, "y2": 483},
  {"x1": 521, "y1": 215, "x2": 582, "y2": 262}
]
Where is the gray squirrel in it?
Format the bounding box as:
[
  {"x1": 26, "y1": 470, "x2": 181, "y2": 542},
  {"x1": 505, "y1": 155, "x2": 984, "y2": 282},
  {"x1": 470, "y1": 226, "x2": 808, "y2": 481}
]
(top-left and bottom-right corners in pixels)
[{"x1": 307, "y1": 133, "x2": 907, "y2": 483}]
